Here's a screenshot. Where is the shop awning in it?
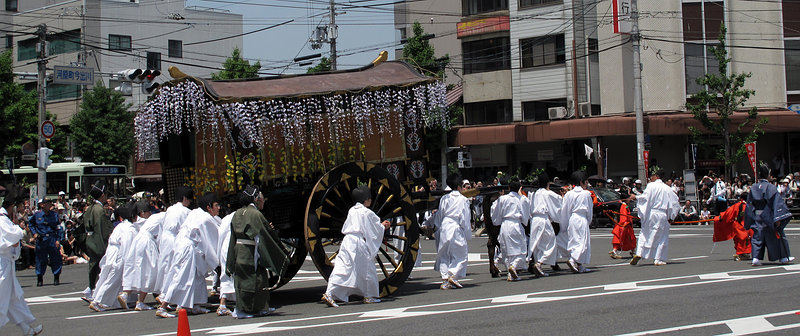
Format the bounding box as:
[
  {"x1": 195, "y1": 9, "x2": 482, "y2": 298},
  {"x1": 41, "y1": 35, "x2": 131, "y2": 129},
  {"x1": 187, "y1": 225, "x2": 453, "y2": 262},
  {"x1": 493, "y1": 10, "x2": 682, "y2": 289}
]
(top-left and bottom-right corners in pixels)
[
  {"x1": 446, "y1": 83, "x2": 463, "y2": 106},
  {"x1": 454, "y1": 109, "x2": 799, "y2": 146},
  {"x1": 454, "y1": 124, "x2": 525, "y2": 146}
]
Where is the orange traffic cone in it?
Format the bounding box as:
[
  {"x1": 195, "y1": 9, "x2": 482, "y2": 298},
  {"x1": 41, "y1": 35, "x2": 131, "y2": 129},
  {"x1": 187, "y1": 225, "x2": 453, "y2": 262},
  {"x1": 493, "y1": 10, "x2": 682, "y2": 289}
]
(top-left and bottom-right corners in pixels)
[{"x1": 177, "y1": 308, "x2": 191, "y2": 336}]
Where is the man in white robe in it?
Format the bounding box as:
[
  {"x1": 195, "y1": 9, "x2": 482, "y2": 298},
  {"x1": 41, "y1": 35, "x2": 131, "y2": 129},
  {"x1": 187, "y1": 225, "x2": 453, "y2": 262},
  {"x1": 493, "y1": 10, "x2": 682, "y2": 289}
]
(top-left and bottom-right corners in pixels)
[
  {"x1": 157, "y1": 193, "x2": 221, "y2": 318},
  {"x1": 422, "y1": 174, "x2": 471, "y2": 289},
  {"x1": 490, "y1": 179, "x2": 527, "y2": 281},
  {"x1": 155, "y1": 187, "x2": 193, "y2": 298},
  {"x1": 321, "y1": 186, "x2": 390, "y2": 307},
  {"x1": 527, "y1": 176, "x2": 562, "y2": 276},
  {"x1": 630, "y1": 169, "x2": 680, "y2": 266},
  {"x1": 121, "y1": 202, "x2": 164, "y2": 310},
  {"x1": 89, "y1": 203, "x2": 142, "y2": 311},
  {"x1": 216, "y1": 210, "x2": 236, "y2": 316},
  {"x1": 0, "y1": 185, "x2": 43, "y2": 335},
  {"x1": 560, "y1": 171, "x2": 593, "y2": 273}
]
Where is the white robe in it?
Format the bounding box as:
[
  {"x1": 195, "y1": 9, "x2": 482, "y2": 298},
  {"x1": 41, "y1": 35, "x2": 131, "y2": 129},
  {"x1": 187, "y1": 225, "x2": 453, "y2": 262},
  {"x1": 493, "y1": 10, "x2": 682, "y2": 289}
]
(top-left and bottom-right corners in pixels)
[
  {"x1": 123, "y1": 212, "x2": 165, "y2": 293},
  {"x1": 491, "y1": 192, "x2": 527, "y2": 270},
  {"x1": 217, "y1": 213, "x2": 235, "y2": 300},
  {"x1": 161, "y1": 209, "x2": 220, "y2": 308},
  {"x1": 0, "y1": 209, "x2": 36, "y2": 328},
  {"x1": 93, "y1": 219, "x2": 139, "y2": 308},
  {"x1": 325, "y1": 203, "x2": 384, "y2": 302},
  {"x1": 560, "y1": 186, "x2": 593, "y2": 265},
  {"x1": 528, "y1": 188, "x2": 561, "y2": 265},
  {"x1": 425, "y1": 191, "x2": 471, "y2": 280},
  {"x1": 155, "y1": 202, "x2": 191, "y2": 295},
  {"x1": 635, "y1": 179, "x2": 680, "y2": 261}
]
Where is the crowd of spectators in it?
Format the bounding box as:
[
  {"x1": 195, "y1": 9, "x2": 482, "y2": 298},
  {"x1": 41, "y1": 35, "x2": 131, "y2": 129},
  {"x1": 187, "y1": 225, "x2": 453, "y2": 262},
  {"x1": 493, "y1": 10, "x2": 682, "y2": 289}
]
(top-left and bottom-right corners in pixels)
[{"x1": 9, "y1": 189, "x2": 167, "y2": 271}]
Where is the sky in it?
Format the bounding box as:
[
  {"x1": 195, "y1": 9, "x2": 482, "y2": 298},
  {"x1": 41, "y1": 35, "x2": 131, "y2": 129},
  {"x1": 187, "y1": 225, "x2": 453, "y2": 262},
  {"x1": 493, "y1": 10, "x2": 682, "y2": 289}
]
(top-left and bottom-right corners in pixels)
[{"x1": 188, "y1": 0, "x2": 399, "y2": 75}]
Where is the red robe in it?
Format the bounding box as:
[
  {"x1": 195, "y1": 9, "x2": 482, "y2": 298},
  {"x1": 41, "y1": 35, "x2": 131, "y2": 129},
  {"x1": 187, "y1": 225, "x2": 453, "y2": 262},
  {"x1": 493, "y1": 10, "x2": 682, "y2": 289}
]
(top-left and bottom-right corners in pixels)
[
  {"x1": 612, "y1": 203, "x2": 637, "y2": 251},
  {"x1": 713, "y1": 200, "x2": 751, "y2": 254}
]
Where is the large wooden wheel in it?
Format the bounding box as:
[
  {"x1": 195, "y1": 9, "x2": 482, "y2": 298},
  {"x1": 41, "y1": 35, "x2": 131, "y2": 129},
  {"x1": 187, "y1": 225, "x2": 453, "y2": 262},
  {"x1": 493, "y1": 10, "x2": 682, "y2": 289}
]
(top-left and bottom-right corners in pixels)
[
  {"x1": 304, "y1": 162, "x2": 420, "y2": 297},
  {"x1": 270, "y1": 240, "x2": 307, "y2": 290}
]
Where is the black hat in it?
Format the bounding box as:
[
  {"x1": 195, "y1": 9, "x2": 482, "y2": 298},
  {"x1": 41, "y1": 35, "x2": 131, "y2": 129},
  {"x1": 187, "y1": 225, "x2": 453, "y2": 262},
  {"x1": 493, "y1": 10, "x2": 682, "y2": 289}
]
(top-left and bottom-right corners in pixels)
[
  {"x1": 90, "y1": 180, "x2": 107, "y2": 199},
  {"x1": 548, "y1": 182, "x2": 565, "y2": 192},
  {"x1": 352, "y1": 185, "x2": 371, "y2": 203}
]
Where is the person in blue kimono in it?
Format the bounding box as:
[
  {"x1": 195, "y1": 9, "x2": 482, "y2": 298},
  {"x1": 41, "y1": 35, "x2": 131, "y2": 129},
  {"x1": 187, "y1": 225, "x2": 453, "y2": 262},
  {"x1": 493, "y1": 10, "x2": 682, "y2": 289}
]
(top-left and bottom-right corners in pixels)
[{"x1": 745, "y1": 163, "x2": 793, "y2": 266}]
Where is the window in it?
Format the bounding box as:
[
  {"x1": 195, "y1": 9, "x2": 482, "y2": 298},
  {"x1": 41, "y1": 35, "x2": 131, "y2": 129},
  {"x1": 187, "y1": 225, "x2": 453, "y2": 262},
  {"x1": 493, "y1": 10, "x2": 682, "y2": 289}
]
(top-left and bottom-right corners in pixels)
[
  {"x1": 17, "y1": 29, "x2": 81, "y2": 61},
  {"x1": 5, "y1": 34, "x2": 11, "y2": 49},
  {"x1": 49, "y1": 30, "x2": 81, "y2": 55},
  {"x1": 147, "y1": 52, "x2": 161, "y2": 70},
  {"x1": 519, "y1": 0, "x2": 560, "y2": 9},
  {"x1": 108, "y1": 34, "x2": 131, "y2": 51},
  {"x1": 168, "y1": 40, "x2": 182, "y2": 58},
  {"x1": 787, "y1": 40, "x2": 800, "y2": 91},
  {"x1": 520, "y1": 34, "x2": 565, "y2": 68},
  {"x1": 462, "y1": 0, "x2": 508, "y2": 16},
  {"x1": 684, "y1": 42, "x2": 720, "y2": 95},
  {"x1": 47, "y1": 84, "x2": 80, "y2": 101},
  {"x1": 462, "y1": 36, "x2": 510, "y2": 74},
  {"x1": 464, "y1": 99, "x2": 512, "y2": 125},
  {"x1": 5, "y1": 0, "x2": 17, "y2": 11},
  {"x1": 588, "y1": 38, "x2": 599, "y2": 63},
  {"x1": 142, "y1": 145, "x2": 160, "y2": 161},
  {"x1": 17, "y1": 38, "x2": 36, "y2": 61},
  {"x1": 522, "y1": 99, "x2": 567, "y2": 121}
]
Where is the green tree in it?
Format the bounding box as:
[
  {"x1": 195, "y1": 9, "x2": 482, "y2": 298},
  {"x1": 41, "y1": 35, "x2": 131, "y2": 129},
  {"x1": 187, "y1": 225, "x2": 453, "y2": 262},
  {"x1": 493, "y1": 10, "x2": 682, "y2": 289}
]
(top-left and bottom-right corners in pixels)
[
  {"x1": 0, "y1": 50, "x2": 38, "y2": 163},
  {"x1": 211, "y1": 47, "x2": 261, "y2": 80},
  {"x1": 686, "y1": 23, "x2": 767, "y2": 178},
  {"x1": 402, "y1": 22, "x2": 446, "y2": 78},
  {"x1": 0, "y1": 50, "x2": 68, "y2": 166},
  {"x1": 71, "y1": 82, "x2": 134, "y2": 165},
  {"x1": 306, "y1": 57, "x2": 332, "y2": 74}
]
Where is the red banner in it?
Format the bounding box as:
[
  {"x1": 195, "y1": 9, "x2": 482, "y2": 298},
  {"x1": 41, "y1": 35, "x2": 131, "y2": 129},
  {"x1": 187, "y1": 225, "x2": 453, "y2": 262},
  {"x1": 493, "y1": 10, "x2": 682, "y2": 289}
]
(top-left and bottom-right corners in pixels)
[
  {"x1": 745, "y1": 142, "x2": 757, "y2": 177},
  {"x1": 457, "y1": 16, "x2": 510, "y2": 38},
  {"x1": 643, "y1": 150, "x2": 649, "y2": 177}
]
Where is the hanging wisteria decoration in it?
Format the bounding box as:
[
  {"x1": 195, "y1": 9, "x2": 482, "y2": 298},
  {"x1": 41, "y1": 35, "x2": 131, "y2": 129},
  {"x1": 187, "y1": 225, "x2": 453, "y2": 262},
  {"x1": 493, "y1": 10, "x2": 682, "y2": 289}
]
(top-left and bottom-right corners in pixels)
[{"x1": 134, "y1": 78, "x2": 448, "y2": 160}]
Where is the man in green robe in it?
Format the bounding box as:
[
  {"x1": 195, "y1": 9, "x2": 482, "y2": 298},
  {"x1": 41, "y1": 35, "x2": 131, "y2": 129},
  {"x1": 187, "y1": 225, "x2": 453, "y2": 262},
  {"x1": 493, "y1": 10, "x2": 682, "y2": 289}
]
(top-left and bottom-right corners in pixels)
[
  {"x1": 81, "y1": 180, "x2": 114, "y2": 303},
  {"x1": 226, "y1": 186, "x2": 290, "y2": 319}
]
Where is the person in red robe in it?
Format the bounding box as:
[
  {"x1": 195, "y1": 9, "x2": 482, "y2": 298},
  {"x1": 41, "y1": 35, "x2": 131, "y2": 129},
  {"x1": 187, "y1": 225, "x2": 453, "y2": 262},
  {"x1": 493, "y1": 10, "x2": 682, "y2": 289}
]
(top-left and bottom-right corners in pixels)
[
  {"x1": 713, "y1": 195, "x2": 751, "y2": 261},
  {"x1": 610, "y1": 201, "x2": 637, "y2": 259}
]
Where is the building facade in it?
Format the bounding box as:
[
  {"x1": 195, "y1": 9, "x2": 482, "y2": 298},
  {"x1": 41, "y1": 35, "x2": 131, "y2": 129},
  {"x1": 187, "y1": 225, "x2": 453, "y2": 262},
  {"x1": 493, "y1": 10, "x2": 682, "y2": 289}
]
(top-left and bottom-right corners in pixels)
[
  {"x1": 2, "y1": 0, "x2": 244, "y2": 191},
  {"x1": 396, "y1": 0, "x2": 800, "y2": 183}
]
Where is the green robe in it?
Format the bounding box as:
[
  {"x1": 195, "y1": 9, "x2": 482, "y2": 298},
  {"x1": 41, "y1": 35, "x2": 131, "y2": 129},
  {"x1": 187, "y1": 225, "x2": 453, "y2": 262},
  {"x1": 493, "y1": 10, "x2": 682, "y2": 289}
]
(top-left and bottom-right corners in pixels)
[
  {"x1": 84, "y1": 201, "x2": 112, "y2": 289},
  {"x1": 226, "y1": 205, "x2": 289, "y2": 314}
]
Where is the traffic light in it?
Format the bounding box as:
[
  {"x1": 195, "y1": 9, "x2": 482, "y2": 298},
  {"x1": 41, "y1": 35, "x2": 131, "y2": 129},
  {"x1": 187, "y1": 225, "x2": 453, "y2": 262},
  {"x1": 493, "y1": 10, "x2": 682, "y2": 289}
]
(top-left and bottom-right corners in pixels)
[
  {"x1": 119, "y1": 69, "x2": 143, "y2": 81},
  {"x1": 37, "y1": 147, "x2": 53, "y2": 169},
  {"x1": 115, "y1": 69, "x2": 160, "y2": 94},
  {"x1": 142, "y1": 69, "x2": 160, "y2": 94}
]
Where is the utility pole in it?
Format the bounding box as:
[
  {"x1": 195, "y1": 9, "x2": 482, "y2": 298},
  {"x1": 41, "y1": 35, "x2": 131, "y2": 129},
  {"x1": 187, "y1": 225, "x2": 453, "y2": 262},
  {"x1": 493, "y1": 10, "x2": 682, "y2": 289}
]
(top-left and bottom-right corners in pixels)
[
  {"x1": 632, "y1": 0, "x2": 646, "y2": 183},
  {"x1": 329, "y1": 0, "x2": 337, "y2": 70},
  {"x1": 37, "y1": 24, "x2": 48, "y2": 200}
]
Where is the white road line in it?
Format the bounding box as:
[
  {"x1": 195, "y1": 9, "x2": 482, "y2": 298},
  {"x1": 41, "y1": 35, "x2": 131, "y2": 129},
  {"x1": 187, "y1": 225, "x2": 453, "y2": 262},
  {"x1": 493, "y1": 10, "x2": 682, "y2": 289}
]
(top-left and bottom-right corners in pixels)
[
  {"x1": 616, "y1": 310, "x2": 800, "y2": 336},
  {"x1": 141, "y1": 265, "x2": 800, "y2": 336},
  {"x1": 66, "y1": 310, "x2": 140, "y2": 320},
  {"x1": 669, "y1": 255, "x2": 708, "y2": 261},
  {"x1": 26, "y1": 295, "x2": 85, "y2": 305}
]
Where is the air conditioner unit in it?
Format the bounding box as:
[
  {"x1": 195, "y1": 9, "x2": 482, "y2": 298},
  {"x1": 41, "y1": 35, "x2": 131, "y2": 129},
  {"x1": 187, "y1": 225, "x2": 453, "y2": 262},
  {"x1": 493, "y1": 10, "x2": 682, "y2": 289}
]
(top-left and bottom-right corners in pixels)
[
  {"x1": 579, "y1": 102, "x2": 592, "y2": 117},
  {"x1": 548, "y1": 106, "x2": 568, "y2": 120}
]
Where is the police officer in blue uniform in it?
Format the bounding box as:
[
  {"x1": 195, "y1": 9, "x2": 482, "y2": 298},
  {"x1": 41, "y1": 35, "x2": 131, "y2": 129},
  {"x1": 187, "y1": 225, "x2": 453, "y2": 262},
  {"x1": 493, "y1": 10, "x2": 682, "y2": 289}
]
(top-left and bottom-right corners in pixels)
[{"x1": 29, "y1": 198, "x2": 63, "y2": 286}]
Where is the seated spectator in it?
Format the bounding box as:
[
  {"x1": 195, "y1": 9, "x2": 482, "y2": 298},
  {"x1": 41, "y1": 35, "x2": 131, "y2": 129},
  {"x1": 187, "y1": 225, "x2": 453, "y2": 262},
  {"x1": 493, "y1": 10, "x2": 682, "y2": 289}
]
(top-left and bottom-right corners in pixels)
[
  {"x1": 678, "y1": 200, "x2": 698, "y2": 223},
  {"x1": 18, "y1": 221, "x2": 36, "y2": 270},
  {"x1": 700, "y1": 206, "x2": 711, "y2": 223}
]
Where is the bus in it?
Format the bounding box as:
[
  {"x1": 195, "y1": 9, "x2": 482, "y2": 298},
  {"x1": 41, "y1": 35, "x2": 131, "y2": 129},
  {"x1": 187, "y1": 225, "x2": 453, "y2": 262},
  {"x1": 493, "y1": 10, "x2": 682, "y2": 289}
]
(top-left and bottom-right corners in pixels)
[{"x1": 1, "y1": 162, "x2": 129, "y2": 199}]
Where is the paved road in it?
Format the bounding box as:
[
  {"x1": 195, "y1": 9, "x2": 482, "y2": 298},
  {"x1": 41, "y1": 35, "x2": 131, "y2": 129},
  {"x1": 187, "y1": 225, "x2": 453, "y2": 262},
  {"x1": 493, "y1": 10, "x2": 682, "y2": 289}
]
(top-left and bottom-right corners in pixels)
[{"x1": 4, "y1": 225, "x2": 800, "y2": 336}]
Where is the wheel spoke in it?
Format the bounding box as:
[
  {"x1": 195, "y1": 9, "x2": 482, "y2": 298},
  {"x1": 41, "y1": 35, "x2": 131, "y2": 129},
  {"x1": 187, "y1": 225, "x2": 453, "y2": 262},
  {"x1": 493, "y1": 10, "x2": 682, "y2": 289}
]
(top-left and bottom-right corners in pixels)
[
  {"x1": 388, "y1": 234, "x2": 407, "y2": 241},
  {"x1": 376, "y1": 256, "x2": 391, "y2": 278},
  {"x1": 327, "y1": 249, "x2": 339, "y2": 262},
  {"x1": 379, "y1": 247, "x2": 399, "y2": 269},
  {"x1": 384, "y1": 241, "x2": 404, "y2": 256}
]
